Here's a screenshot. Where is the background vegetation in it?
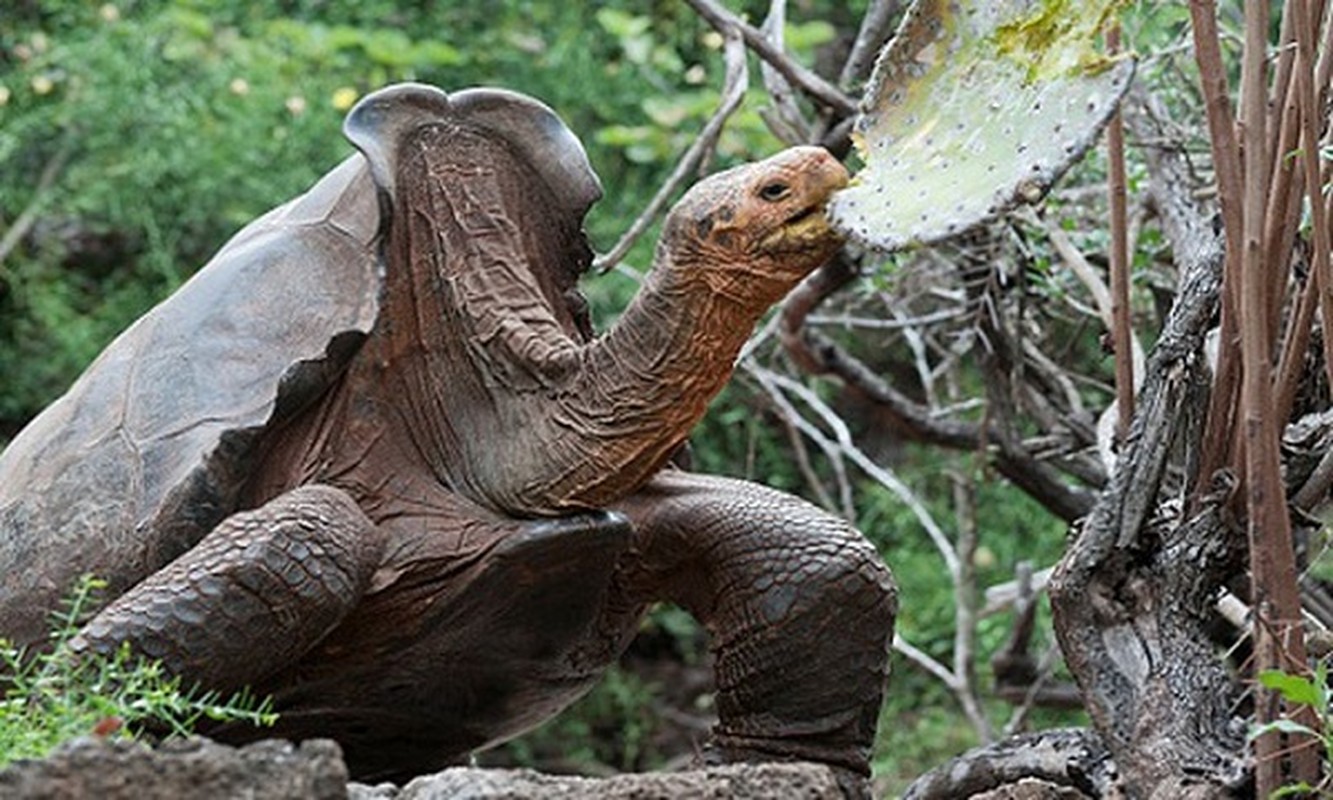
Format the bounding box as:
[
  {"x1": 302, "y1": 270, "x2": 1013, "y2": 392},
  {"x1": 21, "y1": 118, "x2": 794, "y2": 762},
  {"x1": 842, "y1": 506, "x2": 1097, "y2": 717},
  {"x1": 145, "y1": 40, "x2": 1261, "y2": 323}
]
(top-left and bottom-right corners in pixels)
[
  {"x1": 0, "y1": 1, "x2": 1271, "y2": 797},
  {"x1": 0, "y1": 575, "x2": 276, "y2": 768}
]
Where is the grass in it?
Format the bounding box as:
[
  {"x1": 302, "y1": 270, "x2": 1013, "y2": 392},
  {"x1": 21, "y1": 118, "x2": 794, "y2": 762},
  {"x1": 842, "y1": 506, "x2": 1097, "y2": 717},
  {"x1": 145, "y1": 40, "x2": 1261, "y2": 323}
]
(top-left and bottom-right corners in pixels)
[{"x1": 0, "y1": 574, "x2": 276, "y2": 768}]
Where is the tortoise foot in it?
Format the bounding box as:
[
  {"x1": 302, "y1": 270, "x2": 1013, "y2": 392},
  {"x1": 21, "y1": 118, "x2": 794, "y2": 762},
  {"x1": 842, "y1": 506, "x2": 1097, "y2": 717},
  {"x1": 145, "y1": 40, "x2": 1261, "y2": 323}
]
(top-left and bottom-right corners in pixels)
[{"x1": 699, "y1": 743, "x2": 872, "y2": 800}]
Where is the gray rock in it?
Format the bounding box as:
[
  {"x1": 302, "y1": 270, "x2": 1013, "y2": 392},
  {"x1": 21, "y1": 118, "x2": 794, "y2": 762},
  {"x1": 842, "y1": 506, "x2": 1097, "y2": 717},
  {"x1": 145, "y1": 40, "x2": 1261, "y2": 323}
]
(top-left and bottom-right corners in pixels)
[
  {"x1": 969, "y1": 778, "x2": 1092, "y2": 800},
  {"x1": 0, "y1": 736, "x2": 347, "y2": 800},
  {"x1": 349, "y1": 762, "x2": 845, "y2": 799},
  {"x1": 350, "y1": 781, "x2": 401, "y2": 799},
  {"x1": 2, "y1": 735, "x2": 845, "y2": 800}
]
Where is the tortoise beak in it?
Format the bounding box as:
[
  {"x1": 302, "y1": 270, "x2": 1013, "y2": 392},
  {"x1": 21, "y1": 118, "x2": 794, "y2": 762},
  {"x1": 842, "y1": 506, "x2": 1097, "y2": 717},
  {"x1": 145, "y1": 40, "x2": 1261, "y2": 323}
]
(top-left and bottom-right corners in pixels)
[
  {"x1": 788, "y1": 147, "x2": 849, "y2": 230},
  {"x1": 768, "y1": 149, "x2": 850, "y2": 250}
]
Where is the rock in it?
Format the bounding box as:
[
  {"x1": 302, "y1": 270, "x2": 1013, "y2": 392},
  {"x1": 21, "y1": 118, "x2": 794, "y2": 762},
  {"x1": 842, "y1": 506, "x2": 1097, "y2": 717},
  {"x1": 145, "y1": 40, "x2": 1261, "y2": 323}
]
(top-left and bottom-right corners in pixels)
[
  {"x1": 0, "y1": 735, "x2": 844, "y2": 800},
  {"x1": 968, "y1": 778, "x2": 1092, "y2": 799},
  {"x1": 0, "y1": 736, "x2": 347, "y2": 800},
  {"x1": 349, "y1": 762, "x2": 846, "y2": 799}
]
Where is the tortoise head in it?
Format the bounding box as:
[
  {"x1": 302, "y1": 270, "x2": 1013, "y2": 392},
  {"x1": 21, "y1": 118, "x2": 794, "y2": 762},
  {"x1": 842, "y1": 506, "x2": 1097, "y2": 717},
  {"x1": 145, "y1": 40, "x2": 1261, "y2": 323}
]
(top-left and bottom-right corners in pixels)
[{"x1": 660, "y1": 146, "x2": 849, "y2": 304}]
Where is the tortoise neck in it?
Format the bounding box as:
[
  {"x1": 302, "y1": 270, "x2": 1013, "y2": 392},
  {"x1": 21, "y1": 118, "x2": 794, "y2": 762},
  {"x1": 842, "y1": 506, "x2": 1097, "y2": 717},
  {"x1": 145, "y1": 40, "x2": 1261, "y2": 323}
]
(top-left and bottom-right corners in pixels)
[
  {"x1": 559, "y1": 251, "x2": 770, "y2": 485},
  {"x1": 600, "y1": 252, "x2": 765, "y2": 397}
]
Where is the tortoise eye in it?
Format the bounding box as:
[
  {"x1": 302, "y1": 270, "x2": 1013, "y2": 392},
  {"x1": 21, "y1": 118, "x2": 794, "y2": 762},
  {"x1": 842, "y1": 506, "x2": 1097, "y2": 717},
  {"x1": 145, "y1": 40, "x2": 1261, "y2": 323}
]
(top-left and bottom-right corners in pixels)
[{"x1": 758, "y1": 182, "x2": 791, "y2": 202}]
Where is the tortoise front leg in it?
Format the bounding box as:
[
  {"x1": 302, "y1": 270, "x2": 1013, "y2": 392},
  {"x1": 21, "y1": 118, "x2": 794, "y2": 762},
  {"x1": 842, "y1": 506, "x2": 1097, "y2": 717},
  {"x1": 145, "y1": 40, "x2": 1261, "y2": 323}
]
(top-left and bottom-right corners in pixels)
[
  {"x1": 612, "y1": 471, "x2": 896, "y2": 788},
  {"x1": 70, "y1": 484, "x2": 382, "y2": 692}
]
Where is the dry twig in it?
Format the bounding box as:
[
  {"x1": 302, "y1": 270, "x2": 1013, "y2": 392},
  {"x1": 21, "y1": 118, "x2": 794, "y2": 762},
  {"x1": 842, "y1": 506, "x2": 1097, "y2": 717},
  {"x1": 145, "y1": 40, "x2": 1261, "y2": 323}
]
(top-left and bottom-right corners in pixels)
[
  {"x1": 684, "y1": 0, "x2": 857, "y2": 116},
  {"x1": 593, "y1": 28, "x2": 748, "y2": 273}
]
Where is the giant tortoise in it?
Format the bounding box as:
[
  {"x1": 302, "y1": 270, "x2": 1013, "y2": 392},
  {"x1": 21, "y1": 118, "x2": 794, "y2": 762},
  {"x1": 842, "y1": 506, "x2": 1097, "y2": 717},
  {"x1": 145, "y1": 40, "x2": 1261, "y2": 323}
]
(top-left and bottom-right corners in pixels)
[{"x1": 0, "y1": 83, "x2": 896, "y2": 791}]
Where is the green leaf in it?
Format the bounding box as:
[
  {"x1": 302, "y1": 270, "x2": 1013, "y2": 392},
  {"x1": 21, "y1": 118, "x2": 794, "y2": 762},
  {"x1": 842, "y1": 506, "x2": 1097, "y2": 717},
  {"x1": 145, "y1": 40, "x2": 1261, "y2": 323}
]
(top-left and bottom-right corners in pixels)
[
  {"x1": 164, "y1": 8, "x2": 214, "y2": 40},
  {"x1": 594, "y1": 124, "x2": 652, "y2": 147},
  {"x1": 784, "y1": 20, "x2": 837, "y2": 54},
  {"x1": 594, "y1": 9, "x2": 650, "y2": 41},
  {"x1": 414, "y1": 41, "x2": 464, "y2": 67},
  {"x1": 1269, "y1": 783, "x2": 1319, "y2": 799},
  {"x1": 360, "y1": 30, "x2": 414, "y2": 67},
  {"x1": 1249, "y1": 718, "x2": 1320, "y2": 741},
  {"x1": 830, "y1": 0, "x2": 1133, "y2": 251},
  {"x1": 0, "y1": 574, "x2": 276, "y2": 767},
  {"x1": 1258, "y1": 669, "x2": 1323, "y2": 708}
]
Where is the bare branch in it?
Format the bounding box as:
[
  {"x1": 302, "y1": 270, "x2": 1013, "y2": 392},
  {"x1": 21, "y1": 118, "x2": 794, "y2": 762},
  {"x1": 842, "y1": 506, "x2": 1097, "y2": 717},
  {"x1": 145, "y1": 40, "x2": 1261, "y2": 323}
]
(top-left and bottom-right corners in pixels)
[
  {"x1": 684, "y1": 0, "x2": 857, "y2": 116},
  {"x1": 1295, "y1": 0, "x2": 1333, "y2": 397},
  {"x1": 779, "y1": 259, "x2": 1097, "y2": 521},
  {"x1": 773, "y1": 405, "x2": 840, "y2": 513},
  {"x1": 893, "y1": 633, "x2": 957, "y2": 688},
  {"x1": 1022, "y1": 210, "x2": 1145, "y2": 380},
  {"x1": 746, "y1": 361, "x2": 961, "y2": 578},
  {"x1": 757, "y1": 0, "x2": 813, "y2": 145},
  {"x1": 838, "y1": 0, "x2": 902, "y2": 91},
  {"x1": 999, "y1": 644, "x2": 1081, "y2": 734},
  {"x1": 753, "y1": 366, "x2": 856, "y2": 519},
  {"x1": 1236, "y1": 0, "x2": 1317, "y2": 788},
  {"x1": 805, "y1": 308, "x2": 970, "y2": 330},
  {"x1": 1294, "y1": 442, "x2": 1333, "y2": 510},
  {"x1": 1105, "y1": 21, "x2": 1134, "y2": 438},
  {"x1": 1188, "y1": 0, "x2": 1245, "y2": 493},
  {"x1": 0, "y1": 137, "x2": 74, "y2": 275},
  {"x1": 1022, "y1": 209, "x2": 1144, "y2": 471},
  {"x1": 901, "y1": 729, "x2": 1115, "y2": 800},
  {"x1": 982, "y1": 566, "x2": 1054, "y2": 617},
  {"x1": 949, "y1": 465, "x2": 995, "y2": 742},
  {"x1": 592, "y1": 28, "x2": 748, "y2": 273}
]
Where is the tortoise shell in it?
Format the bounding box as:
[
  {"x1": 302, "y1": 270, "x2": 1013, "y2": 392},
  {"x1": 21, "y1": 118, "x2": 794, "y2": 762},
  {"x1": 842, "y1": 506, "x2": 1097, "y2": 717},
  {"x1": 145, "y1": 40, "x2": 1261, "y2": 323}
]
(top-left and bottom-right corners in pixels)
[{"x1": 0, "y1": 83, "x2": 601, "y2": 649}]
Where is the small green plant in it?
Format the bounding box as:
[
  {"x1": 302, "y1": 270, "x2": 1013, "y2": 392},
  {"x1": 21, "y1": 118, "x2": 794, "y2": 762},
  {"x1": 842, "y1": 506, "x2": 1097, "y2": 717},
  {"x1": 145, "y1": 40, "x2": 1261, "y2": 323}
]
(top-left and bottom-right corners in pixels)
[
  {"x1": 1250, "y1": 662, "x2": 1333, "y2": 798},
  {"x1": 0, "y1": 574, "x2": 277, "y2": 768}
]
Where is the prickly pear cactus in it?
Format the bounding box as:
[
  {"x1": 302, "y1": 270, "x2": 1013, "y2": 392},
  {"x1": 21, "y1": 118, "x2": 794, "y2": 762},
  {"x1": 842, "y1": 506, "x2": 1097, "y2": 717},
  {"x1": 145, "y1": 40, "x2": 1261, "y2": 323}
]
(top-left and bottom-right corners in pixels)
[{"x1": 829, "y1": 0, "x2": 1133, "y2": 251}]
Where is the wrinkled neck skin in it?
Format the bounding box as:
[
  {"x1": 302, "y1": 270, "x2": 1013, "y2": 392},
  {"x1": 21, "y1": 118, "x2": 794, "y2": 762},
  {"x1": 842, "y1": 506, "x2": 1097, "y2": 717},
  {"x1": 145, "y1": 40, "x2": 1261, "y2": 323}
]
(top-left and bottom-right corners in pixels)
[
  {"x1": 449, "y1": 234, "x2": 791, "y2": 516},
  {"x1": 555, "y1": 245, "x2": 784, "y2": 499},
  {"x1": 363, "y1": 228, "x2": 790, "y2": 518}
]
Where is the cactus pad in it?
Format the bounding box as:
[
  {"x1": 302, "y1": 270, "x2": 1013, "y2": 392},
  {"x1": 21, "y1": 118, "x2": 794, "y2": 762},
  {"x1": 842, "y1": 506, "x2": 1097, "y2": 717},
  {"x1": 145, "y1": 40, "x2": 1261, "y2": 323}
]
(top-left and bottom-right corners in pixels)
[{"x1": 829, "y1": 0, "x2": 1134, "y2": 251}]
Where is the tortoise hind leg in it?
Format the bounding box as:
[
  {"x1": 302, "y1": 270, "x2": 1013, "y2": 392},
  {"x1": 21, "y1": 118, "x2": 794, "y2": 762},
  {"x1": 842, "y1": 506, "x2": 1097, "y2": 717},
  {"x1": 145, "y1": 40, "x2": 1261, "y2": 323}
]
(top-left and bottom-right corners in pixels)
[
  {"x1": 612, "y1": 471, "x2": 896, "y2": 792},
  {"x1": 70, "y1": 484, "x2": 382, "y2": 692}
]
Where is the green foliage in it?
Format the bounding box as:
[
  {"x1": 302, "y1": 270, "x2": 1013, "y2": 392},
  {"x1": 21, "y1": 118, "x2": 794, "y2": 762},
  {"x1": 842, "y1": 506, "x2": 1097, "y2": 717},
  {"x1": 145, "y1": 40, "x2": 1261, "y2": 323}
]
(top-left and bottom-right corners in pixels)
[
  {"x1": 1251, "y1": 664, "x2": 1333, "y2": 798},
  {"x1": 496, "y1": 604, "x2": 709, "y2": 773},
  {"x1": 492, "y1": 666, "x2": 662, "y2": 774},
  {"x1": 0, "y1": 574, "x2": 276, "y2": 768},
  {"x1": 872, "y1": 682, "x2": 980, "y2": 793},
  {"x1": 1, "y1": 6, "x2": 359, "y2": 430},
  {"x1": 689, "y1": 380, "x2": 809, "y2": 493}
]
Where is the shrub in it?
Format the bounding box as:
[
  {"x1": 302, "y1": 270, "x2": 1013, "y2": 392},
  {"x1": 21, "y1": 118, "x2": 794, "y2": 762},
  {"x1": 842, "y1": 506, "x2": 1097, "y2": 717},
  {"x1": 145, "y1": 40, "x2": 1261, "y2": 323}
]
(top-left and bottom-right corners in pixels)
[{"x1": 0, "y1": 574, "x2": 276, "y2": 768}]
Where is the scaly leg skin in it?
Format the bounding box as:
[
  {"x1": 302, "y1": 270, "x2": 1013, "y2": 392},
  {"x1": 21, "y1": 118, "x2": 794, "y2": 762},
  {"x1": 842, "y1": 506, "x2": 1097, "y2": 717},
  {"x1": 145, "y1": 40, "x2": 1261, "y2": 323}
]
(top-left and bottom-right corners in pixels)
[
  {"x1": 612, "y1": 471, "x2": 897, "y2": 798},
  {"x1": 69, "y1": 484, "x2": 383, "y2": 692}
]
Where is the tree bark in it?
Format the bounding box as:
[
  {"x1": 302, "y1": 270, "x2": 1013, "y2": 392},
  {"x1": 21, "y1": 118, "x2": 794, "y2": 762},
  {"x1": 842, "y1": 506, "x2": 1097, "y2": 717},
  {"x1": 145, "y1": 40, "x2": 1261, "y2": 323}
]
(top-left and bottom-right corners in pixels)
[
  {"x1": 902, "y1": 728, "x2": 1114, "y2": 800},
  {"x1": 1047, "y1": 97, "x2": 1249, "y2": 798}
]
